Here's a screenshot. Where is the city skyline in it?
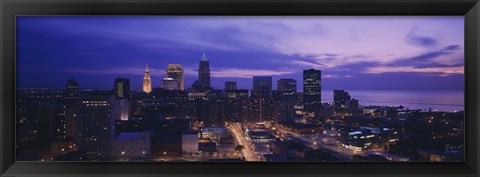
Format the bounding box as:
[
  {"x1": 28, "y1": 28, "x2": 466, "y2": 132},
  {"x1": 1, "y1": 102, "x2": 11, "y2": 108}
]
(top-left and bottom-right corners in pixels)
[
  {"x1": 15, "y1": 16, "x2": 465, "y2": 162},
  {"x1": 17, "y1": 16, "x2": 464, "y2": 91}
]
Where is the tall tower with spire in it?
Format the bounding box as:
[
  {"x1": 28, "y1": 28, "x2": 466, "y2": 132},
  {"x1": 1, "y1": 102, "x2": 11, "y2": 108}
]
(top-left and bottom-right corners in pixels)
[
  {"x1": 198, "y1": 52, "x2": 211, "y2": 89},
  {"x1": 143, "y1": 64, "x2": 152, "y2": 93}
]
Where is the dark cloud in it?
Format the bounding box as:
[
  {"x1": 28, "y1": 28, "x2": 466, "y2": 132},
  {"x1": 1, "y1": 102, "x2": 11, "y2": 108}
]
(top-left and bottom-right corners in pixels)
[
  {"x1": 410, "y1": 51, "x2": 449, "y2": 61},
  {"x1": 407, "y1": 36, "x2": 437, "y2": 47},
  {"x1": 441, "y1": 45, "x2": 461, "y2": 51},
  {"x1": 386, "y1": 44, "x2": 462, "y2": 67},
  {"x1": 414, "y1": 63, "x2": 464, "y2": 68},
  {"x1": 305, "y1": 53, "x2": 338, "y2": 58},
  {"x1": 405, "y1": 27, "x2": 437, "y2": 47}
]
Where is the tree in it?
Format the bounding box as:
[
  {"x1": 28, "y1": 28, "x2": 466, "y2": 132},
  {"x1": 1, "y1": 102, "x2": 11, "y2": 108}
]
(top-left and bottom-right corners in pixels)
[{"x1": 235, "y1": 145, "x2": 245, "y2": 152}]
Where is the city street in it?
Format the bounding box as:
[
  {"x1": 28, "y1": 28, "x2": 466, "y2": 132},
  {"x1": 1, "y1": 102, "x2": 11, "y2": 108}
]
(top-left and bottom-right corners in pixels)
[
  {"x1": 228, "y1": 123, "x2": 262, "y2": 161},
  {"x1": 276, "y1": 128, "x2": 356, "y2": 160}
]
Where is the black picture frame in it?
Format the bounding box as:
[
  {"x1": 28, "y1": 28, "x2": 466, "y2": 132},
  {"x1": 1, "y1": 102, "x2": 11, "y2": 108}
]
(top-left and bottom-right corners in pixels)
[{"x1": 1, "y1": 0, "x2": 479, "y2": 176}]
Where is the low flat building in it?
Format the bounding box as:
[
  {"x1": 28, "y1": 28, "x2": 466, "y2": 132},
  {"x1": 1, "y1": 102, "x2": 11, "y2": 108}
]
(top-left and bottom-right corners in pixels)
[
  {"x1": 182, "y1": 130, "x2": 199, "y2": 153},
  {"x1": 341, "y1": 129, "x2": 377, "y2": 152},
  {"x1": 198, "y1": 138, "x2": 217, "y2": 153},
  {"x1": 278, "y1": 122, "x2": 323, "y2": 134},
  {"x1": 199, "y1": 126, "x2": 229, "y2": 143},
  {"x1": 188, "y1": 92, "x2": 207, "y2": 101},
  {"x1": 161, "y1": 78, "x2": 179, "y2": 90},
  {"x1": 246, "y1": 128, "x2": 275, "y2": 143},
  {"x1": 111, "y1": 131, "x2": 151, "y2": 158}
]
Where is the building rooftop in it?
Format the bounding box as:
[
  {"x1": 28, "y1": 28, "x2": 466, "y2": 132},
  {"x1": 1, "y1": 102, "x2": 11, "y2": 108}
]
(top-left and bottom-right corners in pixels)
[
  {"x1": 282, "y1": 122, "x2": 322, "y2": 129},
  {"x1": 247, "y1": 128, "x2": 271, "y2": 132},
  {"x1": 115, "y1": 132, "x2": 144, "y2": 141},
  {"x1": 200, "y1": 126, "x2": 228, "y2": 134},
  {"x1": 182, "y1": 130, "x2": 198, "y2": 135}
]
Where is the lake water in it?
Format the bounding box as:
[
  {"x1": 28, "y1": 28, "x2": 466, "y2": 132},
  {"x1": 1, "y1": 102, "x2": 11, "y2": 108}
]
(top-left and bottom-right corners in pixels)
[{"x1": 321, "y1": 90, "x2": 464, "y2": 112}]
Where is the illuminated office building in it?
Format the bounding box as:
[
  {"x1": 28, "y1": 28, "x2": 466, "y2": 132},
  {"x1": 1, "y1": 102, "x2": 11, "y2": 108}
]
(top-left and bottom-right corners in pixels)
[
  {"x1": 111, "y1": 98, "x2": 129, "y2": 121},
  {"x1": 198, "y1": 52, "x2": 211, "y2": 89},
  {"x1": 166, "y1": 64, "x2": 184, "y2": 90},
  {"x1": 277, "y1": 79, "x2": 297, "y2": 97},
  {"x1": 303, "y1": 69, "x2": 322, "y2": 110},
  {"x1": 143, "y1": 65, "x2": 152, "y2": 93},
  {"x1": 252, "y1": 76, "x2": 272, "y2": 98},
  {"x1": 114, "y1": 77, "x2": 130, "y2": 99},
  {"x1": 161, "y1": 77, "x2": 179, "y2": 90}
]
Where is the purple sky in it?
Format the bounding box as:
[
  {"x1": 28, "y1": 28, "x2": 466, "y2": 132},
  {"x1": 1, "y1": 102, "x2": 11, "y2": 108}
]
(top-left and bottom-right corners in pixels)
[{"x1": 16, "y1": 16, "x2": 464, "y2": 91}]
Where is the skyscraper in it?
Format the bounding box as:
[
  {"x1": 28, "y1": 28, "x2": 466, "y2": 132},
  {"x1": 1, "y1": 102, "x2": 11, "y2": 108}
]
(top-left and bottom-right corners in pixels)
[
  {"x1": 274, "y1": 100, "x2": 296, "y2": 124},
  {"x1": 65, "y1": 78, "x2": 79, "y2": 99},
  {"x1": 277, "y1": 79, "x2": 297, "y2": 96},
  {"x1": 252, "y1": 76, "x2": 272, "y2": 98},
  {"x1": 143, "y1": 65, "x2": 152, "y2": 93},
  {"x1": 275, "y1": 79, "x2": 297, "y2": 124},
  {"x1": 198, "y1": 52, "x2": 211, "y2": 89},
  {"x1": 303, "y1": 69, "x2": 321, "y2": 110},
  {"x1": 64, "y1": 79, "x2": 79, "y2": 140},
  {"x1": 252, "y1": 76, "x2": 274, "y2": 121},
  {"x1": 111, "y1": 98, "x2": 129, "y2": 121},
  {"x1": 333, "y1": 90, "x2": 351, "y2": 107},
  {"x1": 78, "y1": 91, "x2": 115, "y2": 156},
  {"x1": 225, "y1": 81, "x2": 237, "y2": 91},
  {"x1": 166, "y1": 64, "x2": 184, "y2": 91},
  {"x1": 114, "y1": 77, "x2": 130, "y2": 99},
  {"x1": 37, "y1": 104, "x2": 66, "y2": 142}
]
